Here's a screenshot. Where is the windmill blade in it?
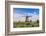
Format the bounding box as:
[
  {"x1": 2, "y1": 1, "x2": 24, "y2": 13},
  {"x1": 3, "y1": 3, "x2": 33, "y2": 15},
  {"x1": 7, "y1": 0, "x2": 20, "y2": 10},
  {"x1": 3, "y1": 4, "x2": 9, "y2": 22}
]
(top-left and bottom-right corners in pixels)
[
  {"x1": 28, "y1": 16, "x2": 32, "y2": 17},
  {"x1": 21, "y1": 15, "x2": 32, "y2": 17},
  {"x1": 22, "y1": 16, "x2": 26, "y2": 17}
]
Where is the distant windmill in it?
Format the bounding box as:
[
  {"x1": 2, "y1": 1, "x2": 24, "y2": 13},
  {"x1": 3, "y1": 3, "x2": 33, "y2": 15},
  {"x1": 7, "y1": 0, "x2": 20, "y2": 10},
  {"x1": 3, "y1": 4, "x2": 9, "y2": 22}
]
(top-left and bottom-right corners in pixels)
[{"x1": 22, "y1": 13, "x2": 32, "y2": 22}]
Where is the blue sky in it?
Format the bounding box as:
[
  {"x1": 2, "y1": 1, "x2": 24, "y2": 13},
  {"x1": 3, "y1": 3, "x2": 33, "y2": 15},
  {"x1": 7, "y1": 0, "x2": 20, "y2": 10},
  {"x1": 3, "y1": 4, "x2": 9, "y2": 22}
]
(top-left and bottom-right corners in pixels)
[{"x1": 13, "y1": 8, "x2": 39, "y2": 15}]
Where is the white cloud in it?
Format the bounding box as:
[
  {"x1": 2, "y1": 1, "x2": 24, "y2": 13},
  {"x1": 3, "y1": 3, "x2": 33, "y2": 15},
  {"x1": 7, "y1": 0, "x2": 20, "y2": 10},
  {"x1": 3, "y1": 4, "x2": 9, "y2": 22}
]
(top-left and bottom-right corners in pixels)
[
  {"x1": 28, "y1": 13, "x2": 39, "y2": 21},
  {"x1": 13, "y1": 14, "x2": 26, "y2": 22},
  {"x1": 13, "y1": 13, "x2": 39, "y2": 22},
  {"x1": 31, "y1": 14, "x2": 39, "y2": 21}
]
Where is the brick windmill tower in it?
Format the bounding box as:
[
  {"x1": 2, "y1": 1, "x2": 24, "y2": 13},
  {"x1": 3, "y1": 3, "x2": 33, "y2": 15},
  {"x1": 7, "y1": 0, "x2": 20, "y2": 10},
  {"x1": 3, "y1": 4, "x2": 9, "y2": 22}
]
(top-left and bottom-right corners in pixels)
[{"x1": 22, "y1": 13, "x2": 32, "y2": 22}]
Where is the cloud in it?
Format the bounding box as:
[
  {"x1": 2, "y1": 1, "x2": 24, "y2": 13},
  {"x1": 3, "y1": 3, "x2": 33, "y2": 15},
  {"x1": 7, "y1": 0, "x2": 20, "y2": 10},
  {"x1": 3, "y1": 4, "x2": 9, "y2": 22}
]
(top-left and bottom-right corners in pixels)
[
  {"x1": 13, "y1": 13, "x2": 39, "y2": 22},
  {"x1": 28, "y1": 13, "x2": 39, "y2": 21},
  {"x1": 13, "y1": 14, "x2": 26, "y2": 22}
]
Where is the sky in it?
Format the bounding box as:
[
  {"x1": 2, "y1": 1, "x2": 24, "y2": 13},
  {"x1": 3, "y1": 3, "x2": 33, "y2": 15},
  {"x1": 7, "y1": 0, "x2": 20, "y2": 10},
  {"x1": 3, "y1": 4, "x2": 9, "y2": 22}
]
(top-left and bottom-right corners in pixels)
[
  {"x1": 13, "y1": 8, "x2": 39, "y2": 22},
  {"x1": 13, "y1": 8, "x2": 39, "y2": 15}
]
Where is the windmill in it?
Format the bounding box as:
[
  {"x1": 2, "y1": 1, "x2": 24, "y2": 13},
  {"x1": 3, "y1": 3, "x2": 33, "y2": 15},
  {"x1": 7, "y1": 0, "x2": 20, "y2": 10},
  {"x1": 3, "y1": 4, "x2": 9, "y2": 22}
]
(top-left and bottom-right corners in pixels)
[{"x1": 21, "y1": 13, "x2": 32, "y2": 22}]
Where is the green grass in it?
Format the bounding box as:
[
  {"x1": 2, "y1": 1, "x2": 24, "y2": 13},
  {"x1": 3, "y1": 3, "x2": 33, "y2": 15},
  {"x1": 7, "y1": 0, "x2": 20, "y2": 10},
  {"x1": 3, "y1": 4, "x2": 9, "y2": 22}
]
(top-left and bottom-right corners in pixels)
[{"x1": 13, "y1": 21, "x2": 39, "y2": 28}]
